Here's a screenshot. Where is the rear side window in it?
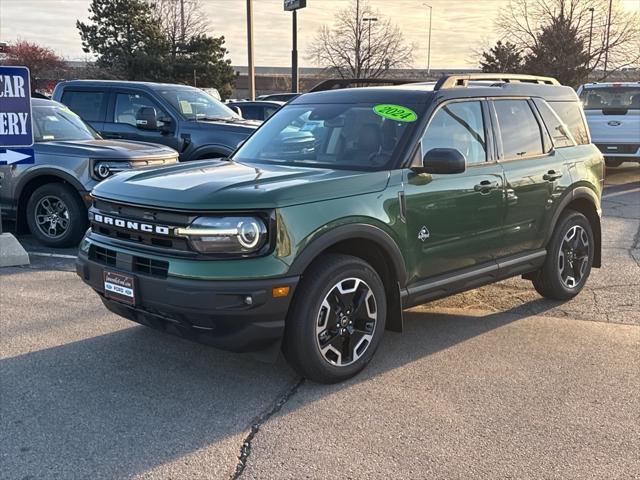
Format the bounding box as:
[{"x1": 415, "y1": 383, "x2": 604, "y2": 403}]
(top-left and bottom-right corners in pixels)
[
  {"x1": 60, "y1": 90, "x2": 105, "y2": 122},
  {"x1": 532, "y1": 98, "x2": 576, "y2": 148},
  {"x1": 547, "y1": 101, "x2": 589, "y2": 145},
  {"x1": 493, "y1": 100, "x2": 544, "y2": 159}
]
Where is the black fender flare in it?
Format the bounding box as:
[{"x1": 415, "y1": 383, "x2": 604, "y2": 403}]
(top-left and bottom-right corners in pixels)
[
  {"x1": 15, "y1": 168, "x2": 88, "y2": 206},
  {"x1": 288, "y1": 223, "x2": 408, "y2": 287},
  {"x1": 287, "y1": 223, "x2": 408, "y2": 332},
  {"x1": 547, "y1": 186, "x2": 602, "y2": 267},
  {"x1": 187, "y1": 144, "x2": 233, "y2": 161}
]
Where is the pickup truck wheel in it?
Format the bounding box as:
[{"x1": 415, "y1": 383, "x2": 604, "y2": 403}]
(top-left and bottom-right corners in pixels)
[
  {"x1": 605, "y1": 159, "x2": 623, "y2": 168},
  {"x1": 283, "y1": 254, "x2": 387, "y2": 384},
  {"x1": 26, "y1": 183, "x2": 87, "y2": 247},
  {"x1": 532, "y1": 210, "x2": 594, "y2": 300}
]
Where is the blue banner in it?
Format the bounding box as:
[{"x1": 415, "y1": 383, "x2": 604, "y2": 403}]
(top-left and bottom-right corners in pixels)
[{"x1": 0, "y1": 66, "x2": 33, "y2": 148}]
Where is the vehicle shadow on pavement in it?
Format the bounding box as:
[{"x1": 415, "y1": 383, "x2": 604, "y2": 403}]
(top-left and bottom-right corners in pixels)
[{"x1": 0, "y1": 296, "x2": 564, "y2": 479}]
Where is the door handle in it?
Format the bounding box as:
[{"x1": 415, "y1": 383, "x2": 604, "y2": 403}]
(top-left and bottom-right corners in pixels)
[
  {"x1": 474, "y1": 180, "x2": 500, "y2": 193},
  {"x1": 543, "y1": 170, "x2": 563, "y2": 181},
  {"x1": 102, "y1": 133, "x2": 122, "y2": 139}
]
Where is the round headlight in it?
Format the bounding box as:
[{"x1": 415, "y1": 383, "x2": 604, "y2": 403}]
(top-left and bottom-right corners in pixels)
[
  {"x1": 95, "y1": 163, "x2": 110, "y2": 179},
  {"x1": 237, "y1": 219, "x2": 261, "y2": 249}
]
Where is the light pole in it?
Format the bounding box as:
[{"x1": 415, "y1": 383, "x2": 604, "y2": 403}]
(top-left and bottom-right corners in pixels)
[
  {"x1": 423, "y1": 3, "x2": 433, "y2": 76},
  {"x1": 246, "y1": 0, "x2": 255, "y2": 100},
  {"x1": 587, "y1": 7, "x2": 595, "y2": 76},
  {"x1": 603, "y1": 0, "x2": 613, "y2": 78},
  {"x1": 363, "y1": 17, "x2": 378, "y2": 76}
]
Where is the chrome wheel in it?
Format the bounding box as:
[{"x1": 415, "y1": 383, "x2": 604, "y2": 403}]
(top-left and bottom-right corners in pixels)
[
  {"x1": 34, "y1": 195, "x2": 70, "y2": 239},
  {"x1": 315, "y1": 277, "x2": 378, "y2": 367},
  {"x1": 558, "y1": 225, "x2": 590, "y2": 288}
]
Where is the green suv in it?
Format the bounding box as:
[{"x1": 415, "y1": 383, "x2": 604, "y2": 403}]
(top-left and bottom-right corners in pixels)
[{"x1": 76, "y1": 74, "x2": 604, "y2": 383}]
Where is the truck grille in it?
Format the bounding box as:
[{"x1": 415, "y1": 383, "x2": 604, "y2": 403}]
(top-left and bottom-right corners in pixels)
[
  {"x1": 90, "y1": 199, "x2": 195, "y2": 252},
  {"x1": 595, "y1": 143, "x2": 640, "y2": 154}
]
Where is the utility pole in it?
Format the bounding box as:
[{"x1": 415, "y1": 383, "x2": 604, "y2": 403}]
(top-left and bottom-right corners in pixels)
[
  {"x1": 246, "y1": 0, "x2": 255, "y2": 100},
  {"x1": 292, "y1": 9, "x2": 298, "y2": 93},
  {"x1": 355, "y1": 0, "x2": 361, "y2": 78},
  {"x1": 180, "y1": 0, "x2": 185, "y2": 44},
  {"x1": 423, "y1": 3, "x2": 433, "y2": 76},
  {"x1": 603, "y1": 0, "x2": 613, "y2": 77}
]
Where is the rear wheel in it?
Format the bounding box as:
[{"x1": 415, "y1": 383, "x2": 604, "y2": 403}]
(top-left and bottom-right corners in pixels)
[
  {"x1": 532, "y1": 210, "x2": 594, "y2": 300},
  {"x1": 26, "y1": 183, "x2": 87, "y2": 247},
  {"x1": 283, "y1": 254, "x2": 387, "y2": 384}
]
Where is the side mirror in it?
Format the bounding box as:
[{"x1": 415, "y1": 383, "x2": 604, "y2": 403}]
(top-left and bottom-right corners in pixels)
[
  {"x1": 413, "y1": 148, "x2": 466, "y2": 175},
  {"x1": 136, "y1": 107, "x2": 158, "y2": 130},
  {"x1": 231, "y1": 106, "x2": 243, "y2": 117}
]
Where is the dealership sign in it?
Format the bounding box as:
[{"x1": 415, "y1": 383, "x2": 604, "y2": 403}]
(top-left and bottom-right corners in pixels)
[
  {"x1": 284, "y1": 0, "x2": 307, "y2": 11},
  {"x1": 0, "y1": 66, "x2": 34, "y2": 165}
]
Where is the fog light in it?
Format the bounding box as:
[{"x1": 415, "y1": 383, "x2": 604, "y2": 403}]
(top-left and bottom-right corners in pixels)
[{"x1": 272, "y1": 286, "x2": 290, "y2": 298}]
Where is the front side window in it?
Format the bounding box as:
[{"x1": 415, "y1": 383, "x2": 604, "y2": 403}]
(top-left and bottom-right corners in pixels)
[
  {"x1": 421, "y1": 101, "x2": 487, "y2": 164},
  {"x1": 114, "y1": 93, "x2": 167, "y2": 128},
  {"x1": 33, "y1": 104, "x2": 99, "y2": 142},
  {"x1": 158, "y1": 88, "x2": 239, "y2": 121},
  {"x1": 233, "y1": 103, "x2": 422, "y2": 171},
  {"x1": 494, "y1": 100, "x2": 544, "y2": 159},
  {"x1": 60, "y1": 90, "x2": 104, "y2": 122}
]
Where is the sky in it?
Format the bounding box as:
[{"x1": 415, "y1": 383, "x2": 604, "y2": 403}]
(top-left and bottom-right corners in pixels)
[{"x1": 1, "y1": 0, "x2": 639, "y2": 69}]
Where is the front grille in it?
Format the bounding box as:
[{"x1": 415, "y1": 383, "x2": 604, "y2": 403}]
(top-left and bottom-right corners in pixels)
[
  {"x1": 90, "y1": 199, "x2": 195, "y2": 252},
  {"x1": 596, "y1": 143, "x2": 640, "y2": 154}
]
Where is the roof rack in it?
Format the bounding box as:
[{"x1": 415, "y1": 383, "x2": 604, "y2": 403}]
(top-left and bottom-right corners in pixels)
[
  {"x1": 434, "y1": 73, "x2": 560, "y2": 90},
  {"x1": 309, "y1": 78, "x2": 421, "y2": 92}
]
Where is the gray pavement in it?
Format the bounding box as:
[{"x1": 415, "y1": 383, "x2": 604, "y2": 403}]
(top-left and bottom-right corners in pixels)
[{"x1": 1, "y1": 163, "x2": 639, "y2": 479}]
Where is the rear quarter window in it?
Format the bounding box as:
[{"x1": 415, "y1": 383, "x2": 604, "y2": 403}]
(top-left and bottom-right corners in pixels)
[
  {"x1": 60, "y1": 90, "x2": 105, "y2": 122},
  {"x1": 532, "y1": 98, "x2": 576, "y2": 148},
  {"x1": 547, "y1": 101, "x2": 589, "y2": 145}
]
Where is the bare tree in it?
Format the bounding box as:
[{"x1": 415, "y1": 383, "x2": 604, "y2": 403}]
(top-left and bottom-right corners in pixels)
[
  {"x1": 496, "y1": 0, "x2": 640, "y2": 80},
  {"x1": 154, "y1": 0, "x2": 208, "y2": 58},
  {"x1": 308, "y1": 0, "x2": 414, "y2": 78}
]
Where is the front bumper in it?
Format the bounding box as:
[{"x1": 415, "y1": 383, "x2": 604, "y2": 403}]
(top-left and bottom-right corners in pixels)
[{"x1": 76, "y1": 251, "x2": 299, "y2": 352}]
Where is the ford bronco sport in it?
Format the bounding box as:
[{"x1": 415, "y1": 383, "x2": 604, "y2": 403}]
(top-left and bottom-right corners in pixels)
[{"x1": 76, "y1": 74, "x2": 604, "y2": 383}]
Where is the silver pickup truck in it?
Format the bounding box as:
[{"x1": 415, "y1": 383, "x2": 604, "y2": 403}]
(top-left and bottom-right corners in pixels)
[{"x1": 577, "y1": 82, "x2": 640, "y2": 168}]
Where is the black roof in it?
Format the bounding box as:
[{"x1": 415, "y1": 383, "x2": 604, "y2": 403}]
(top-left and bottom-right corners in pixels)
[{"x1": 56, "y1": 79, "x2": 199, "y2": 91}]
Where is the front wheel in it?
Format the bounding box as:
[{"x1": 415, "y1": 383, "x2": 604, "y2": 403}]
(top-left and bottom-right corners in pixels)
[
  {"x1": 283, "y1": 254, "x2": 387, "y2": 384},
  {"x1": 26, "y1": 183, "x2": 88, "y2": 247},
  {"x1": 605, "y1": 158, "x2": 623, "y2": 168},
  {"x1": 532, "y1": 210, "x2": 594, "y2": 300}
]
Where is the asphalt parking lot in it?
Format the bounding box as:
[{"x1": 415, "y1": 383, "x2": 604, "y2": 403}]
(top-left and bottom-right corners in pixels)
[{"x1": 1, "y1": 164, "x2": 638, "y2": 479}]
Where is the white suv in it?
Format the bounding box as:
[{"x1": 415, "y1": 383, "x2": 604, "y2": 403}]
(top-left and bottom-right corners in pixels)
[{"x1": 577, "y1": 82, "x2": 640, "y2": 167}]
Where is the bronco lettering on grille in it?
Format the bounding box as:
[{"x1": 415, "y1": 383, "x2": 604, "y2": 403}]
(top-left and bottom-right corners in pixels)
[{"x1": 93, "y1": 213, "x2": 171, "y2": 235}]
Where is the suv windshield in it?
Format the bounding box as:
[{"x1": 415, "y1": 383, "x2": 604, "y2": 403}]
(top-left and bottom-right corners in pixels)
[
  {"x1": 33, "y1": 104, "x2": 99, "y2": 142},
  {"x1": 158, "y1": 88, "x2": 239, "y2": 120},
  {"x1": 233, "y1": 102, "x2": 422, "y2": 170},
  {"x1": 580, "y1": 86, "x2": 640, "y2": 110}
]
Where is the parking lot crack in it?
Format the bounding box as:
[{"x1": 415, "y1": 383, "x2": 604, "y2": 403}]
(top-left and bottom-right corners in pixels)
[{"x1": 231, "y1": 377, "x2": 305, "y2": 479}]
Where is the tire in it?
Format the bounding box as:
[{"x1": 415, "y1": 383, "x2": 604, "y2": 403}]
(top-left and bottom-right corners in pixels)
[
  {"x1": 532, "y1": 209, "x2": 594, "y2": 300},
  {"x1": 605, "y1": 158, "x2": 623, "y2": 168},
  {"x1": 283, "y1": 254, "x2": 387, "y2": 384},
  {"x1": 26, "y1": 183, "x2": 88, "y2": 247}
]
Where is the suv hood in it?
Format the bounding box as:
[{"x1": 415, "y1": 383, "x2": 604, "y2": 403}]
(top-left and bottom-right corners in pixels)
[
  {"x1": 34, "y1": 139, "x2": 178, "y2": 161},
  {"x1": 92, "y1": 159, "x2": 390, "y2": 210}
]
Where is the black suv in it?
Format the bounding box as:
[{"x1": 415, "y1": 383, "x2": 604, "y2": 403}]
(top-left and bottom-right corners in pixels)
[{"x1": 52, "y1": 81, "x2": 259, "y2": 161}]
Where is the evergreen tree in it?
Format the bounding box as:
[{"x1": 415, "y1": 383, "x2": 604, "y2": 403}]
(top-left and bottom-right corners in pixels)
[{"x1": 479, "y1": 41, "x2": 524, "y2": 73}]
